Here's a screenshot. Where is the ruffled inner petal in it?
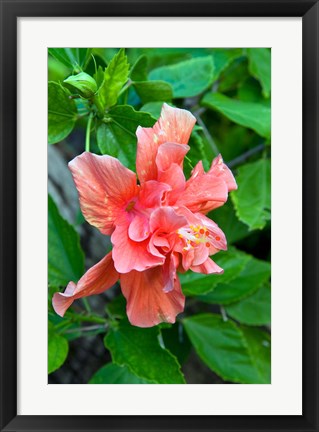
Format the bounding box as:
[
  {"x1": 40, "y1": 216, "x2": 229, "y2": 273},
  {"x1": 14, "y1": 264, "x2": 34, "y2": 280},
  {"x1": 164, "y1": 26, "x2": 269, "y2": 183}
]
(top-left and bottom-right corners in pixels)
[
  {"x1": 112, "y1": 221, "x2": 164, "y2": 273},
  {"x1": 136, "y1": 103, "x2": 196, "y2": 183},
  {"x1": 209, "y1": 154, "x2": 238, "y2": 191},
  {"x1": 191, "y1": 257, "x2": 224, "y2": 275},
  {"x1": 176, "y1": 176, "x2": 228, "y2": 214}
]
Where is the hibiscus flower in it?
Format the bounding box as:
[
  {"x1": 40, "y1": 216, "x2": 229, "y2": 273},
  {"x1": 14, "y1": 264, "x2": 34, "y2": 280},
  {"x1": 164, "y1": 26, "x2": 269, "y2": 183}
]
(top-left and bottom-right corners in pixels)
[{"x1": 52, "y1": 104, "x2": 237, "y2": 327}]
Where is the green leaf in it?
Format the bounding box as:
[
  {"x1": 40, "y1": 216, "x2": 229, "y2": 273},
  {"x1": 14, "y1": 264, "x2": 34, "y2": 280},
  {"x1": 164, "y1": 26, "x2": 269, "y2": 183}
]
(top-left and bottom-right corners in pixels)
[
  {"x1": 48, "y1": 82, "x2": 77, "y2": 144},
  {"x1": 130, "y1": 55, "x2": 148, "y2": 81},
  {"x1": 198, "y1": 256, "x2": 271, "y2": 305},
  {"x1": 128, "y1": 48, "x2": 191, "y2": 69},
  {"x1": 48, "y1": 56, "x2": 70, "y2": 82},
  {"x1": 97, "y1": 48, "x2": 130, "y2": 109},
  {"x1": 94, "y1": 65, "x2": 105, "y2": 89},
  {"x1": 96, "y1": 105, "x2": 156, "y2": 171},
  {"x1": 48, "y1": 322, "x2": 69, "y2": 374},
  {"x1": 89, "y1": 363, "x2": 151, "y2": 384},
  {"x1": 237, "y1": 77, "x2": 267, "y2": 104},
  {"x1": 133, "y1": 81, "x2": 173, "y2": 104},
  {"x1": 213, "y1": 121, "x2": 261, "y2": 162},
  {"x1": 184, "y1": 131, "x2": 212, "y2": 178},
  {"x1": 63, "y1": 72, "x2": 97, "y2": 98},
  {"x1": 202, "y1": 92, "x2": 271, "y2": 139},
  {"x1": 48, "y1": 194, "x2": 85, "y2": 287},
  {"x1": 161, "y1": 324, "x2": 192, "y2": 365},
  {"x1": 211, "y1": 48, "x2": 243, "y2": 82},
  {"x1": 247, "y1": 48, "x2": 271, "y2": 98},
  {"x1": 183, "y1": 313, "x2": 270, "y2": 383},
  {"x1": 140, "y1": 101, "x2": 165, "y2": 119},
  {"x1": 106, "y1": 294, "x2": 127, "y2": 319},
  {"x1": 180, "y1": 248, "x2": 251, "y2": 296},
  {"x1": 149, "y1": 56, "x2": 215, "y2": 98},
  {"x1": 92, "y1": 48, "x2": 119, "y2": 64},
  {"x1": 231, "y1": 159, "x2": 271, "y2": 230},
  {"x1": 218, "y1": 58, "x2": 250, "y2": 93},
  {"x1": 240, "y1": 326, "x2": 271, "y2": 383},
  {"x1": 104, "y1": 320, "x2": 185, "y2": 384},
  {"x1": 49, "y1": 48, "x2": 92, "y2": 72},
  {"x1": 211, "y1": 200, "x2": 250, "y2": 244},
  {"x1": 225, "y1": 284, "x2": 271, "y2": 325}
]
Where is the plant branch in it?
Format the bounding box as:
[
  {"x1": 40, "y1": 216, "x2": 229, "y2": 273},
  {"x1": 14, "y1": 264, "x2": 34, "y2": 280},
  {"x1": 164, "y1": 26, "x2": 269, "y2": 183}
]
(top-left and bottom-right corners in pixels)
[
  {"x1": 63, "y1": 323, "x2": 108, "y2": 334},
  {"x1": 227, "y1": 143, "x2": 266, "y2": 169},
  {"x1": 195, "y1": 113, "x2": 220, "y2": 156},
  {"x1": 66, "y1": 311, "x2": 107, "y2": 325},
  {"x1": 85, "y1": 112, "x2": 94, "y2": 152},
  {"x1": 82, "y1": 298, "x2": 92, "y2": 313},
  {"x1": 220, "y1": 306, "x2": 228, "y2": 322},
  {"x1": 118, "y1": 79, "x2": 132, "y2": 98}
]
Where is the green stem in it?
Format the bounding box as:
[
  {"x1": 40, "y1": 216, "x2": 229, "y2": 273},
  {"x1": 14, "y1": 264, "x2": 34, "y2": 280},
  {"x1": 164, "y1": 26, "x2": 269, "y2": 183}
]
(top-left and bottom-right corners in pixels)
[
  {"x1": 63, "y1": 323, "x2": 108, "y2": 334},
  {"x1": 196, "y1": 114, "x2": 220, "y2": 156},
  {"x1": 85, "y1": 112, "x2": 93, "y2": 152},
  {"x1": 66, "y1": 311, "x2": 107, "y2": 325},
  {"x1": 82, "y1": 297, "x2": 92, "y2": 313},
  {"x1": 54, "y1": 320, "x2": 73, "y2": 331},
  {"x1": 118, "y1": 79, "x2": 132, "y2": 98},
  {"x1": 93, "y1": 95, "x2": 105, "y2": 117}
]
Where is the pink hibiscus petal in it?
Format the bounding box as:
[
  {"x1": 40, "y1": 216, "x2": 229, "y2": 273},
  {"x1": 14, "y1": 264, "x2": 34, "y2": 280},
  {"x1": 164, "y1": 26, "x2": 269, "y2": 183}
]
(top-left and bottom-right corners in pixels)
[
  {"x1": 191, "y1": 243, "x2": 210, "y2": 266},
  {"x1": 120, "y1": 267, "x2": 185, "y2": 327},
  {"x1": 156, "y1": 142, "x2": 189, "y2": 172},
  {"x1": 191, "y1": 257, "x2": 224, "y2": 274},
  {"x1": 69, "y1": 152, "x2": 139, "y2": 235},
  {"x1": 148, "y1": 208, "x2": 187, "y2": 261},
  {"x1": 195, "y1": 213, "x2": 227, "y2": 251},
  {"x1": 136, "y1": 103, "x2": 196, "y2": 183},
  {"x1": 138, "y1": 180, "x2": 171, "y2": 209},
  {"x1": 182, "y1": 248, "x2": 195, "y2": 271},
  {"x1": 112, "y1": 221, "x2": 164, "y2": 273},
  {"x1": 190, "y1": 160, "x2": 205, "y2": 179},
  {"x1": 52, "y1": 282, "x2": 77, "y2": 317},
  {"x1": 162, "y1": 253, "x2": 178, "y2": 293},
  {"x1": 157, "y1": 164, "x2": 186, "y2": 204},
  {"x1": 128, "y1": 214, "x2": 150, "y2": 242},
  {"x1": 52, "y1": 252, "x2": 119, "y2": 317},
  {"x1": 176, "y1": 176, "x2": 228, "y2": 213},
  {"x1": 209, "y1": 154, "x2": 238, "y2": 192},
  {"x1": 150, "y1": 206, "x2": 187, "y2": 233},
  {"x1": 148, "y1": 232, "x2": 173, "y2": 259}
]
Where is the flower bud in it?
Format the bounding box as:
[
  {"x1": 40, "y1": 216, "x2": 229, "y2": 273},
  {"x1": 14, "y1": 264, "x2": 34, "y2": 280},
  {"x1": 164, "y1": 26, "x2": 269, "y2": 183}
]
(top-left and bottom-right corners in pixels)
[{"x1": 64, "y1": 72, "x2": 97, "y2": 98}]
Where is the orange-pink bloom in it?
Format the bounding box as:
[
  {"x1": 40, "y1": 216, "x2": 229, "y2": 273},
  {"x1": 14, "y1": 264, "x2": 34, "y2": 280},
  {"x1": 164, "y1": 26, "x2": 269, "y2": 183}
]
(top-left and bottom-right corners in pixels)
[{"x1": 52, "y1": 104, "x2": 237, "y2": 327}]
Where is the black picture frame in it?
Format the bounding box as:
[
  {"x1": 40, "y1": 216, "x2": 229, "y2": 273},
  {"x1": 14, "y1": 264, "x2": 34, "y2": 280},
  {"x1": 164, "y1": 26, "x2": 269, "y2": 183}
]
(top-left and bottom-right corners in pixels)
[{"x1": 1, "y1": 0, "x2": 318, "y2": 431}]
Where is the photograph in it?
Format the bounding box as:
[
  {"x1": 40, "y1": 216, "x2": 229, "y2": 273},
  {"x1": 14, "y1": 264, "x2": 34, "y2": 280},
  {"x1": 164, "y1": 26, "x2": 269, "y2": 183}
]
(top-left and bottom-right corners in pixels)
[
  {"x1": 48, "y1": 47, "x2": 271, "y2": 385},
  {"x1": 2, "y1": 0, "x2": 318, "y2": 428}
]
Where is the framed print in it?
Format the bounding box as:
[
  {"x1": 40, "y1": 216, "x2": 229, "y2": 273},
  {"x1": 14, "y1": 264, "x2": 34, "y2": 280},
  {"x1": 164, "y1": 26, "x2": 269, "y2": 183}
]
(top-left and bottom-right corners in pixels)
[{"x1": 0, "y1": 0, "x2": 318, "y2": 431}]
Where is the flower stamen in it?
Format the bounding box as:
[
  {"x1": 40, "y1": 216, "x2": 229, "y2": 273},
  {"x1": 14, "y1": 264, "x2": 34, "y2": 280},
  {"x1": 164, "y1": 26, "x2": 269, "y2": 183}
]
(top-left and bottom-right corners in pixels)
[{"x1": 178, "y1": 224, "x2": 212, "y2": 249}]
